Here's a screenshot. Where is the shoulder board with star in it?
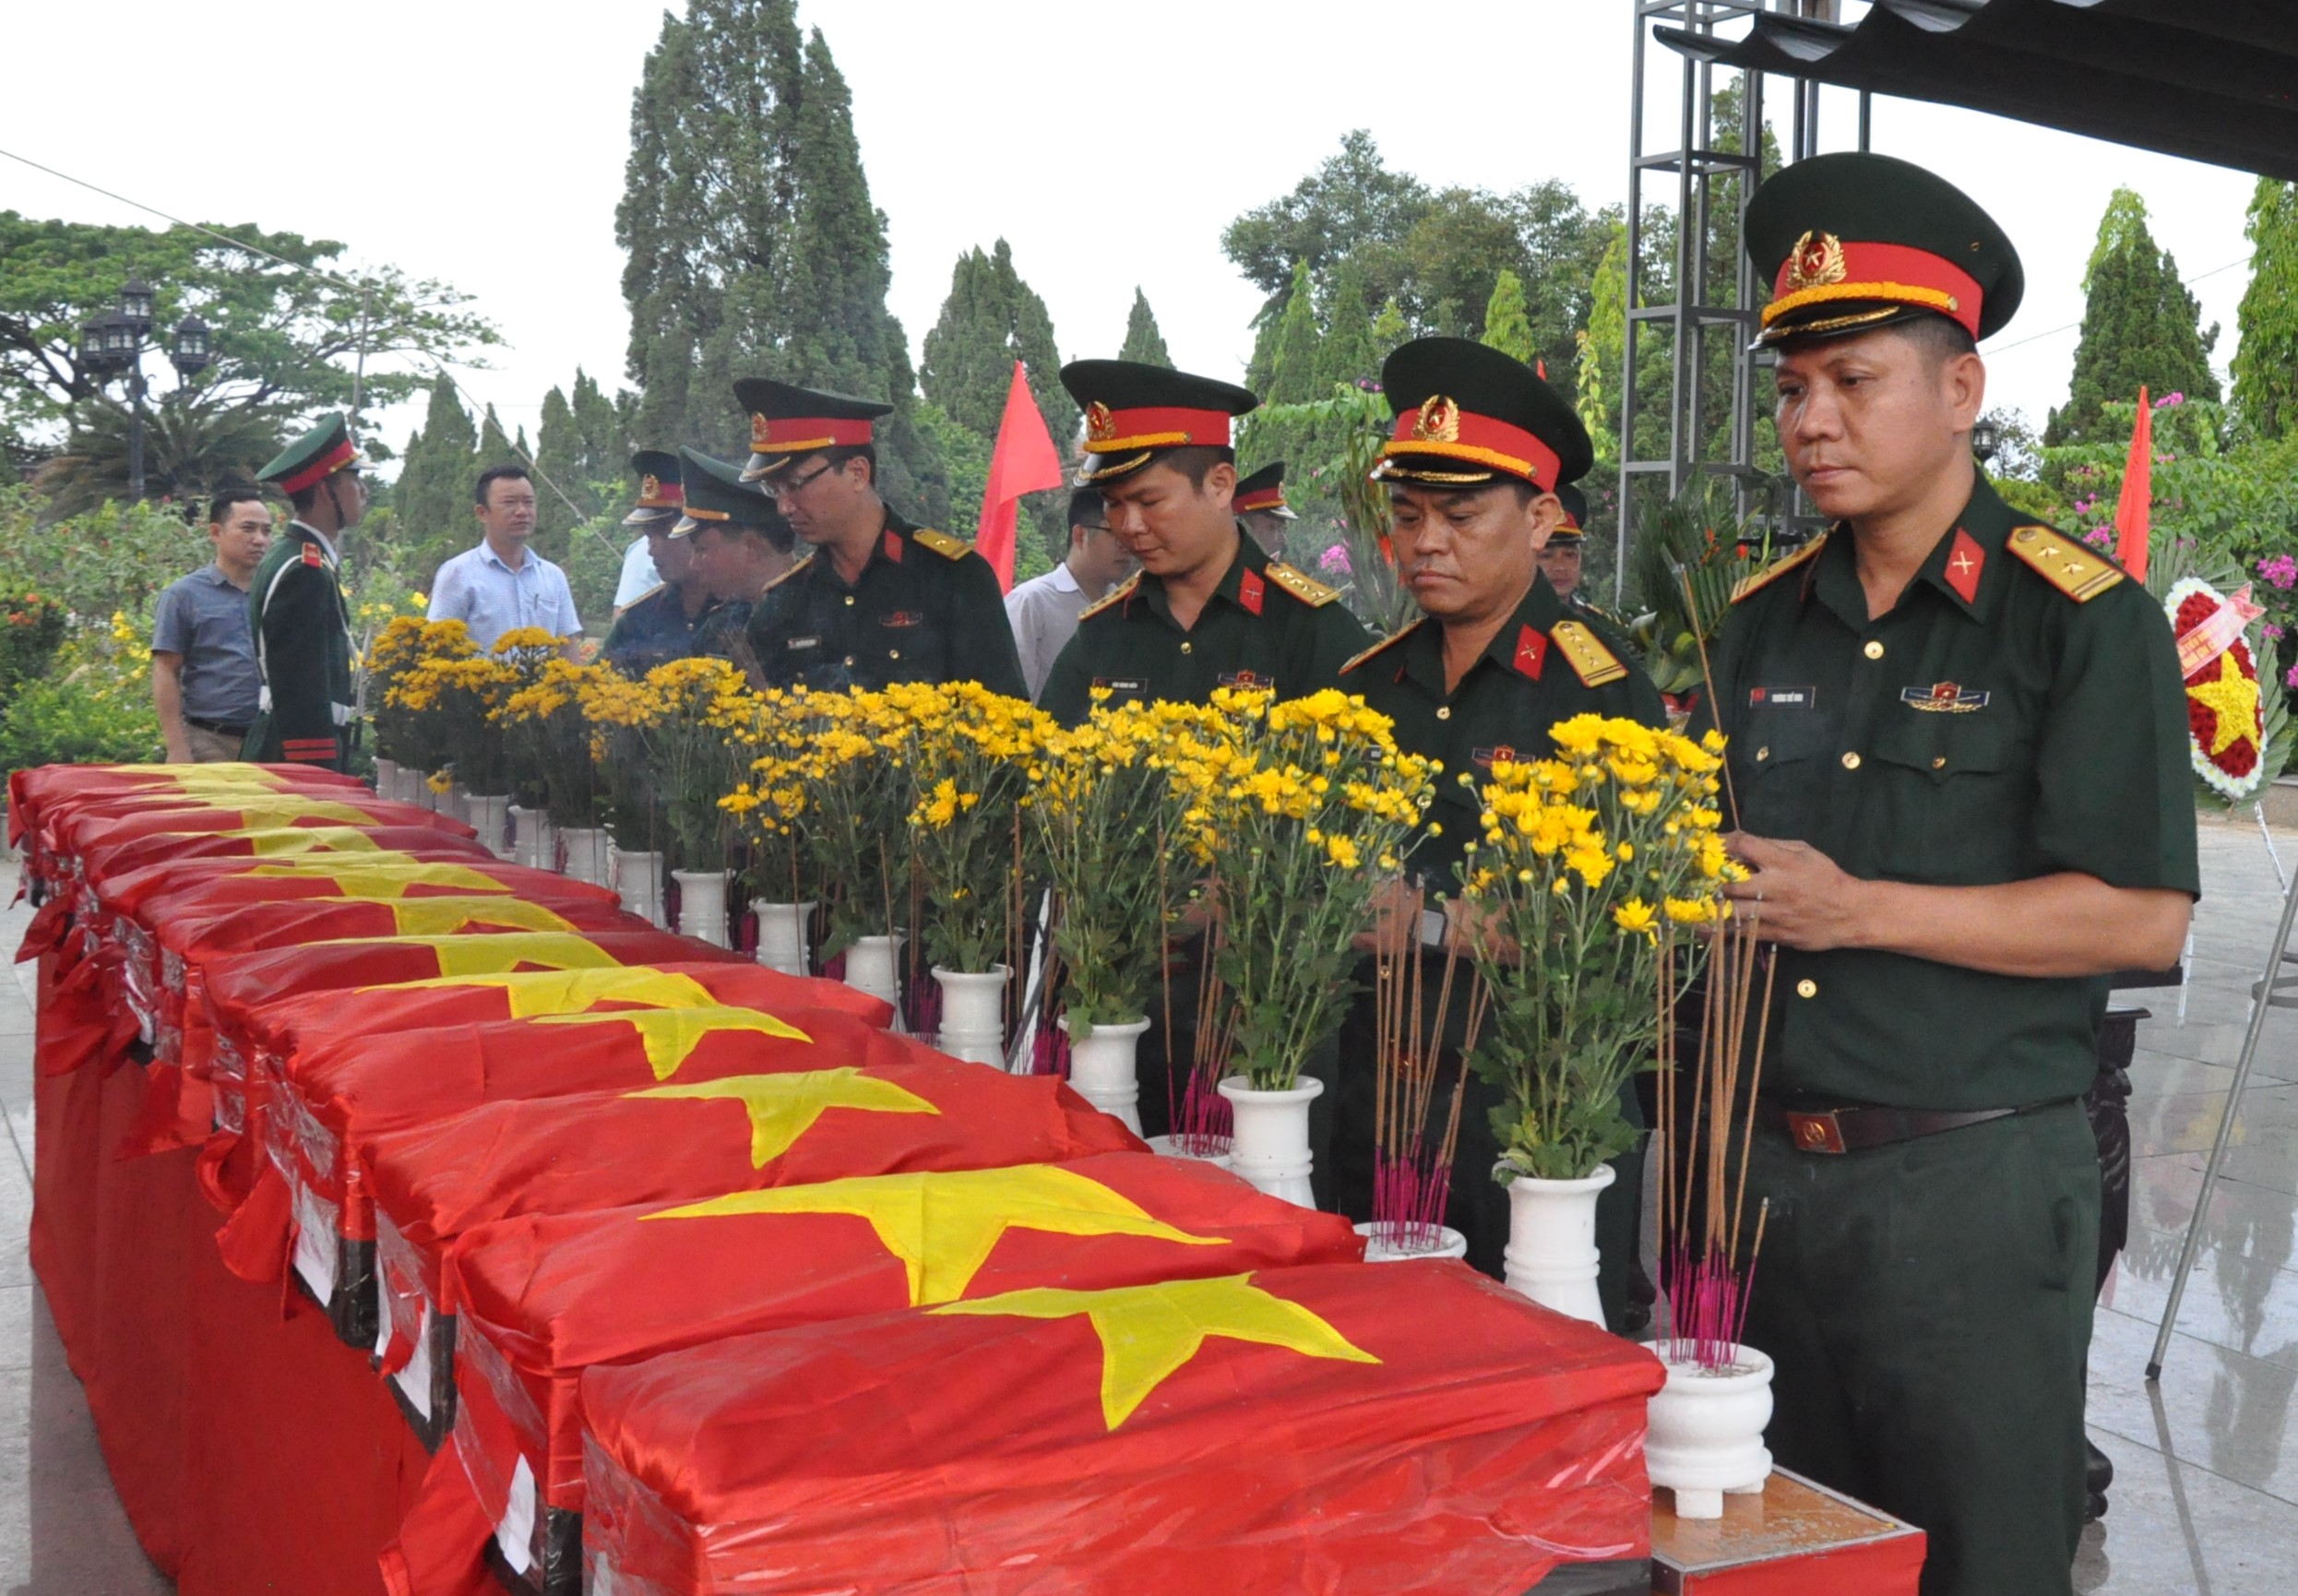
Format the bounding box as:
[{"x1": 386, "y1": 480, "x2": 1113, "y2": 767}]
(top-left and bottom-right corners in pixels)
[
  {"x1": 910, "y1": 527, "x2": 971, "y2": 560},
  {"x1": 1730, "y1": 535, "x2": 1828, "y2": 604},
  {"x1": 762, "y1": 553, "x2": 814, "y2": 593},
  {"x1": 1264, "y1": 562, "x2": 1340, "y2": 607},
  {"x1": 1077, "y1": 571, "x2": 1140, "y2": 623},
  {"x1": 2005, "y1": 525, "x2": 2124, "y2": 602},
  {"x1": 1339, "y1": 618, "x2": 1423, "y2": 676},
  {"x1": 627, "y1": 582, "x2": 667, "y2": 607},
  {"x1": 1549, "y1": 619, "x2": 1630, "y2": 687}
]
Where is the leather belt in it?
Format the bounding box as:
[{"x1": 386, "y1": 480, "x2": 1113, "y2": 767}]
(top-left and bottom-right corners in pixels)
[
  {"x1": 1758, "y1": 1097, "x2": 2061, "y2": 1155},
  {"x1": 186, "y1": 716, "x2": 251, "y2": 737}
]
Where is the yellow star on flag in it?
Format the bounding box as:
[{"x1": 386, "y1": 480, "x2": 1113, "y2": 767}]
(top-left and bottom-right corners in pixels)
[
  {"x1": 933, "y1": 1273, "x2": 1379, "y2": 1429},
  {"x1": 313, "y1": 897, "x2": 576, "y2": 937},
  {"x1": 626, "y1": 1067, "x2": 938, "y2": 1166},
  {"x1": 310, "y1": 932, "x2": 618, "y2": 977},
  {"x1": 169, "y1": 825, "x2": 384, "y2": 856},
  {"x1": 530, "y1": 1005, "x2": 813, "y2": 1078},
  {"x1": 363, "y1": 966, "x2": 716, "y2": 1014},
  {"x1": 129, "y1": 797, "x2": 380, "y2": 828},
  {"x1": 650, "y1": 1165, "x2": 1226, "y2": 1304},
  {"x1": 242, "y1": 859, "x2": 512, "y2": 897},
  {"x1": 2187, "y1": 653, "x2": 2261, "y2": 757}
]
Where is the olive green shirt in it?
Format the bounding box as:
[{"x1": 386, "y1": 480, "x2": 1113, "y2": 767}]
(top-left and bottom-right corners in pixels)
[
  {"x1": 744, "y1": 507, "x2": 1027, "y2": 698},
  {"x1": 1341, "y1": 572, "x2": 1666, "y2": 891},
  {"x1": 1038, "y1": 530, "x2": 1370, "y2": 725},
  {"x1": 1703, "y1": 475, "x2": 2200, "y2": 1111}
]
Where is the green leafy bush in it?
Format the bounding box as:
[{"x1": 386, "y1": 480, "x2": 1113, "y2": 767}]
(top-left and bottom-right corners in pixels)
[
  {"x1": 0, "y1": 592, "x2": 67, "y2": 710},
  {"x1": 0, "y1": 634, "x2": 161, "y2": 774}
]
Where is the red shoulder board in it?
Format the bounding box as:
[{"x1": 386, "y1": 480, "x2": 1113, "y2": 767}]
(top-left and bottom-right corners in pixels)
[
  {"x1": 1512, "y1": 625, "x2": 1548, "y2": 680},
  {"x1": 1237, "y1": 569, "x2": 1265, "y2": 616},
  {"x1": 301, "y1": 543, "x2": 324, "y2": 568}
]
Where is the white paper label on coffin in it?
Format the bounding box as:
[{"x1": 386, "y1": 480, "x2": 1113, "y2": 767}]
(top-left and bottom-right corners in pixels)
[
  {"x1": 291, "y1": 1184, "x2": 338, "y2": 1304},
  {"x1": 495, "y1": 1453, "x2": 537, "y2": 1576}
]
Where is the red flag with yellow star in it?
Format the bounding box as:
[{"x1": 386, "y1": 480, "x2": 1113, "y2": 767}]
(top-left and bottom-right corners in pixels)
[
  {"x1": 79, "y1": 826, "x2": 496, "y2": 889},
  {"x1": 60, "y1": 793, "x2": 474, "y2": 857},
  {"x1": 574, "y1": 1260, "x2": 1661, "y2": 1596},
  {"x1": 7, "y1": 761, "x2": 365, "y2": 852},
  {"x1": 104, "y1": 852, "x2": 619, "y2": 921}
]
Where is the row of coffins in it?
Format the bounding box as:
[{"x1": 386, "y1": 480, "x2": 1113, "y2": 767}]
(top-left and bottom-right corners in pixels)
[{"x1": 12, "y1": 761, "x2": 1664, "y2": 1596}]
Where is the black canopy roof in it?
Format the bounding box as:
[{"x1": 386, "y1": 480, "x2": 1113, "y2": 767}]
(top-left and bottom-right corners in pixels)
[{"x1": 1659, "y1": 1, "x2": 2298, "y2": 184}]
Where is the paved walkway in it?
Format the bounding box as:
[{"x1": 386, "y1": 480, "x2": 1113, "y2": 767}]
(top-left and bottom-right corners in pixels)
[{"x1": 0, "y1": 820, "x2": 2292, "y2": 1590}]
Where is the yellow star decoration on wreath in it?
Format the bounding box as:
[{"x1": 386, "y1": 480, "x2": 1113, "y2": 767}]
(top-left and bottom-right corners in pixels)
[
  {"x1": 366, "y1": 966, "x2": 717, "y2": 1016},
  {"x1": 626, "y1": 1067, "x2": 939, "y2": 1167},
  {"x1": 2187, "y1": 652, "x2": 2262, "y2": 758},
  {"x1": 933, "y1": 1274, "x2": 1380, "y2": 1430},
  {"x1": 649, "y1": 1165, "x2": 1225, "y2": 1304},
  {"x1": 243, "y1": 858, "x2": 513, "y2": 897},
  {"x1": 530, "y1": 1004, "x2": 813, "y2": 1078}
]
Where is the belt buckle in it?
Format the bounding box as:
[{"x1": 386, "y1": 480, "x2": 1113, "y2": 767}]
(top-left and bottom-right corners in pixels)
[{"x1": 1787, "y1": 1109, "x2": 1847, "y2": 1155}]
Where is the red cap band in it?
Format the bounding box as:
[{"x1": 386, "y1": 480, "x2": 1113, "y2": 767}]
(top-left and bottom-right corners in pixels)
[
  {"x1": 1381, "y1": 400, "x2": 1562, "y2": 491},
  {"x1": 748, "y1": 414, "x2": 875, "y2": 452},
  {"x1": 277, "y1": 437, "x2": 360, "y2": 495},
  {"x1": 1767, "y1": 238, "x2": 1984, "y2": 339},
  {"x1": 1083, "y1": 403, "x2": 1232, "y2": 454},
  {"x1": 1232, "y1": 487, "x2": 1287, "y2": 513}
]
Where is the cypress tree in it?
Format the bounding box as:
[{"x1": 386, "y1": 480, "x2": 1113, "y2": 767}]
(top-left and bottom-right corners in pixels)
[
  {"x1": 1370, "y1": 298, "x2": 1411, "y2": 363},
  {"x1": 1316, "y1": 259, "x2": 1377, "y2": 390},
  {"x1": 2046, "y1": 187, "x2": 2220, "y2": 447},
  {"x1": 393, "y1": 375, "x2": 478, "y2": 579},
  {"x1": 1482, "y1": 268, "x2": 1536, "y2": 364},
  {"x1": 478, "y1": 404, "x2": 516, "y2": 470},
  {"x1": 1118, "y1": 289, "x2": 1173, "y2": 367},
  {"x1": 534, "y1": 367, "x2": 629, "y2": 562},
  {"x1": 920, "y1": 239, "x2": 1073, "y2": 554},
  {"x1": 1265, "y1": 260, "x2": 1322, "y2": 406},
  {"x1": 2233, "y1": 178, "x2": 2298, "y2": 442}
]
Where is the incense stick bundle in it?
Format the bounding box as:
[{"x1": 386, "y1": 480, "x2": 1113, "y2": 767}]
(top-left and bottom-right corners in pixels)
[{"x1": 1368, "y1": 885, "x2": 1480, "y2": 1251}]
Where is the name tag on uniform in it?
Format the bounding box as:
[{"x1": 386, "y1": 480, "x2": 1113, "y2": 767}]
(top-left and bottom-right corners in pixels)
[
  {"x1": 786, "y1": 637, "x2": 820, "y2": 651},
  {"x1": 1748, "y1": 685, "x2": 1816, "y2": 709},
  {"x1": 1902, "y1": 682, "x2": 1989, "y2": 713},
  {"x1": 879, "y1": 611, "x2": 923, "y2": 628},
  {"x1": 1093, "y1": 677, "x2": 1147, "y2": 695}
]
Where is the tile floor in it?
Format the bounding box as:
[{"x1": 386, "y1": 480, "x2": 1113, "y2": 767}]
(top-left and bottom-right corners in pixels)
[{"x1": 0, "y1": 817, "x2": 2293, "y2": 1592}]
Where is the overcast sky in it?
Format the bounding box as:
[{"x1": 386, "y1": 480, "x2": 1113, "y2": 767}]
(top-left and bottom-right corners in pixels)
[{"x1": 0, "y1": 1, "x2": 2263, "y2": 476}]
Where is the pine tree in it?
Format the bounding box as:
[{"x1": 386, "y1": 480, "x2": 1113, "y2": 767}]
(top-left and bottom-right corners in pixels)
[
  {"x1": 1316, "y1": 259, "x2": 1377, "y2": 391},
  {"x1": 1370, "y1": 298, "x2": 1410, "y2": 363},
  {"x1": 1482, "y1": 268, "x2": 1536, "y2": 364},
  {"x1": 534, "y1": 367, "x2": 629, "y2": 562},
  {"x1": 1578, "y1": 226, "x2": 1628, "y2": 463},
  {"x1": 2047, "y1": 187, "x2": 2220, "y2": 447},
  {"x1": 1118, "y1": 289, "x2": 1173, "y2": 367},
  {"x1": 2233, "y1": 178, "x2": 2298, "y2": 443},
  {"x1": 1265, "y1": 261, "x2": 1322, "y2": 406},
  {"x1": 393, "y1": 375, "x2": 478, "y2": 581},
  {"x1": 921, "y1": 241, "x2": 1075, "y2": 445},
  {"x1": 478, "y1": 404, "x2": 516, "y2": 469}
]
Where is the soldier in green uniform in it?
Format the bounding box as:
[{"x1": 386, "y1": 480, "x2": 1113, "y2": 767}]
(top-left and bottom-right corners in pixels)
[
  {"x1": 674, "y1": 447, "x2": 795, "y2": 674},
  {"x1": 734, "y1": 378, "x2": 1025, "y2": 697},
  {"x1": 1232, "y1": 460, "x2": 1296, "y2": 561},
  {"x1": 601, "y1": 450, "x2": 728, "y2": 674},
  {"x1": 242, "y1": 414, "x2": 361, "y2": 770},
  {"x1": 1038, "y1": 363, "x2": 1369, "y2": 727},
  {"x1": 1706, "y1": 154, "x2": 2197, "y2": 1596},
  {"x1": 1333, "y1": 338, "x2": 1665, "y2": 1310}
]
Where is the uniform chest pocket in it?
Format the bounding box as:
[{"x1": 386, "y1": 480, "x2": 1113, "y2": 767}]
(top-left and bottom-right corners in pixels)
[
  {"x1": 1733, "y1": 712, "x2": 1834, "y2": 840},
  {"x1": 1866, "y1": 713, "x2": 2032, "y2": 882}
]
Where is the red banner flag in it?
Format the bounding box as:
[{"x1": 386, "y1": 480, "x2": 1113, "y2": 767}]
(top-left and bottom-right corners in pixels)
[
  {"x1": 108, "y1": 853, "x2": 616, "y2": 922},
  {"x1": 80, "y1": 826, "x2": 496, "y2": 889},
  {"x1": 62, "y1": 793, "x2": 472, "y2": 856},
  {"x1": 577, "y1": 1260, "x2": 1661, "y2": 1596},
  {"x1": 2114, "y1": 385, "x2": 2152, "y2": 581},
  {"x1": 7, "y1": 760, "x2": 363, "y2": 850},
  {"x1": 974, "y1": 359, "x2": 1066, "y2": 592}
]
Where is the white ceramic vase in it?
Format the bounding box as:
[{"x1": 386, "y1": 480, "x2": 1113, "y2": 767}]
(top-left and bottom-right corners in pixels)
[
  {"x1": 1218, "y1": 1076, "x2": 1323, "y2": 1208},
  {"x1": 464, "y1": 793, "x2": 514, "y2": 860},
  {"x1": 395, "y1": 768, "x2": 425, "y2": 805},
  {"x1": 752, "y1": 900, "x2": 816, "y2": 976},
  {"x1": 1064, "y1": 1015, "x2": 1149, "y2": 1134},
  {"x1": 673, "y1": 869, "x2": 731, "y2": 947},
  {"x1": 1501, "y1": 1162, "x2": 1616, "y2": 1327},
  {"x1": 1146, "y1": 1134, "x2": 1232, "y2": 1168},
  {"x1": 613, "y1": 847, "x2": 666, "y2": 927},
  {"x1": 932, "y1": 966, "x2": 1010, "y2": 1066},
  {"x1": 373, "y1": 757, "x2": 399, "y2": 798},
  {"x1": 508, "y1": 807, "x2": 554, "y2": 874},
  {"x1": 559, "y1": 827, "x2": 613, "y2": 887},
  {"x1": 444, "y1": 782, "x2": 470, "y2": 825},
  {"x1": 417, "y1": 775, "x2": 442, "y2": 814},
  {"x1": 1645, "y1": 1345, "x2": 1775, "y2": 1519},
  {"x1": 1352, "y1": 1221, "x2": 1469, "y2": 1262},
  {"x1": 843, "y1": 934, "x2": 904, "y2": 1018}
]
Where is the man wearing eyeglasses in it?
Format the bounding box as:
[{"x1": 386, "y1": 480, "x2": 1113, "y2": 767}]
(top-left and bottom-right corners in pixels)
[
  {"x1": 735, "y1": 377, "x2": 1027, "y2": 699},
  {"x1": 242, "y1": 412, "x2": 363, "y2": 770},
  {"x1": 1004, "y1": 485, "x2": 1135, "y2": 702}
]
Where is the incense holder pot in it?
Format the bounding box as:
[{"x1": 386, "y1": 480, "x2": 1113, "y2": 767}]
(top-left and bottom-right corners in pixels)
[
  {"x1": 1353, "y1": 1221, "x2": 1468, "y2": 1262},
  {"x1": 932, "y1": 966, "x2": 1010, "y2": 1066},
  {"x1": 1501, "y1": 1162, "x2": 1616, "y2": 1327},
  {"x1": 1220, "y1": 1076, "x2": 1323, "y2": 1209},
  {"x1": 611, "y1": 847, "x2": 666, "y2": 928},
  {"x1": 558, "y1": 827, "x2": 612, "y2": 886},
  {"x1": 752, "y1": 900, "x2": 816, "y2": 976},
  {"x1": 1646, "y1": 1344, "x2": 1775, "y2": 1519},
  {"x1": 1146, "y1": 1134, "x2": 1232, "y2": 1168},
  {"x1": 1064, "y1": 1015, "x2": 1149, "y2": 1134},
  {"x1": 463, "y1": 792, "x2": 513, "y2": 860},
  {"x1": 842, "y1": 935, "x2": 905, "y2": 1024},
  {"x1": 673, "y1": 869, "x2": 732, "y2": 947}
]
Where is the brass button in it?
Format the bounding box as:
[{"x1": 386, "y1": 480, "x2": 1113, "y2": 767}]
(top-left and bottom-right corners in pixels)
[
  {"x1": 1863, "y1": 640, "x2": 1885, "y2": 661},
  {"x1": 844, "y1": 595, "x2": 855, "y2": 607},
  {"x1": 843, "y1": 656, "x2": 855, "y2": 667},
  {"x1": 888, "y1": 649, "x2": 900, "y2": 661},
  {"x1": 1931, "y1": 756, "x2": 1947, "y2": 769},
  {"x1": 1180, "y1": 641, "x2": 1192, "y2": 655},
  {"x1": 1840, "y1": 751, "x2": 1862, "y2": 770},
  {"x1": 1796, "y1": 979, "x2": 1818, "y2": 999},
  {"x1": 1435, "y1": 707, "x2": 1451, "y2": 721},
  {"x1": 1755, "y1": 746, "x2": 1769, "y2": 763}
]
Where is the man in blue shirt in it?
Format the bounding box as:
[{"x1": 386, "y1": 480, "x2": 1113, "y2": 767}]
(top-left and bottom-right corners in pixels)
[
  {"x1": 152, "y1": 486, "x2": 273, "y2": 761},
  {"x1": 426, "y1": 465, "x2": 582, "y2": 652}
]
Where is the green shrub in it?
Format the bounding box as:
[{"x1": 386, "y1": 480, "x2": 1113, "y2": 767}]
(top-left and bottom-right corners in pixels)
[
  {"x1": 0, "y1": 593, "x2": 67, "y2": 710},
  {"x1": 0, "y1": 657, "x2": 161, "y2": 775}
]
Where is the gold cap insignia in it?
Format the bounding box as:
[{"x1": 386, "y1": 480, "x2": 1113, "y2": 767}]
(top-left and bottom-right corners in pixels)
[
  {"x1": 1085, "y1": 401, "x2": 1116, "y2": 444},
  {"x1": 750, "y1": 412, "x2": 772, "y2": 447},
  {"x1": 1412, "y1": 394, "x2": 1460, "y2": 444},
  {"x1": 1785, "y1": 231, "x2": 1848, "y2": 292},
  {"x1": 639, "y1": 473, "x2": 661, "y2": 498}
]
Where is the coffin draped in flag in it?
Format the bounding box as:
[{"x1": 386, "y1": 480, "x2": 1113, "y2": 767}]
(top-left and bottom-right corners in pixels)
[
  {"x1": 59, "y1": 793, "x2": 476, "y2": 856},
  {"x1": 576, "y1": 1259, "x2": 1662, "y2": 1596},
  {"x1": 79, "y1": 824, "x2": 498, "y2": 889},
  {"x1": 394, "y1": 1153, "x2": 1356, "y2": 1590},
  {"x1": 7, "y1": 761, "x2": 366, "y2": 858}
]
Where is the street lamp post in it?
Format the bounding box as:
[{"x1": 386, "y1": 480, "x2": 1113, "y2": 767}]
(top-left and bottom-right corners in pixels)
[{"x1": 77, "y1": 280, "x2": 211, "y2": 502}]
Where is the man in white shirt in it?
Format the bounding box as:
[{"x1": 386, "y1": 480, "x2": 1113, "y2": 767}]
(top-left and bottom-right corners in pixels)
[
  {"x1": 426, "y1": 465, "x2": 583, "y2": 653},
  {"x1": 1004, "y1": 485, "x2": 1134, "y2": 702}
]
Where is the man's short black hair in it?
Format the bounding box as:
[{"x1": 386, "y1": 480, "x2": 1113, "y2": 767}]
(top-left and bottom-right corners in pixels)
[
  {"x1": 1895, "y1": 312, "x2": 1980, "y2": 368},
  {"x1": 208, "y1": 487, "x2": 268, "y2": 525},
  {"x1": 1067, "y1": 486, "x2": 1105, "y2": 529},
  {"x1": 1148, "y1": 446, "x2": 1233, "y2": 492},
  {"x1": 475, "y1": 464, "x2": 532, "y2": 507},
  {"x1": 288, "y1": 483, "x2": 319, "y2": 515},
  {"x1": 818, "y1": 445, "x2": 876, "y2": 485}
]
